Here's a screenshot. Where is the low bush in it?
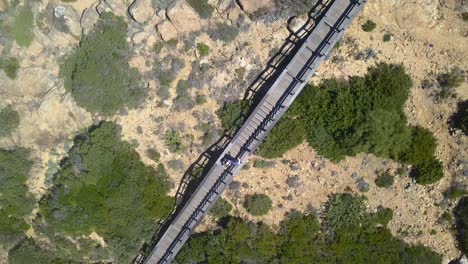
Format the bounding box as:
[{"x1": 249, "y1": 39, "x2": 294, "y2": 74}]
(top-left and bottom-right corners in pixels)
[
  {"x1": 445, "y1": 187, "x2": 467, "y2": 200},
  {"x1": 209, "y1": 23, "x2": 240, "y2": 43},
  {"x1": 0, "y1": 105, "x2": 20, "y2": 137},
  {"x1": 371, "y1": 207, "x2": 393, "y2": 226},
  {"x1": 325, "y1": 193, "x2": 367, "y2": 231},
  {"x1": 0, "y1": 148, "x2": 34, "y2": 245},
  {"x1": 209, "y1": 198, "x2": 233, "y2": 219},
  {"x1": 165, "y1": 129, "x2": 184, "y2": 153},
  {"x1": 375, "y1": 171, "x2": 394, "y2": 188},
  {"x1": 13, "y1": 6, "x2": 34, "y2": 47},
  {"x1": 449, "y1": 100, "x2": 468, "y2": 135},
  {"x1": 39, "y1": 122, "x2": 173, "y2": 262},
  {"x1": 0, "y1": 57, "x2": 20, "y2": 79},
  {"x1": 252, "y1": 159, "x2": 276, "y2": 169},
  {"x1": 217, "y1": 100, "x2": 250, "y2": 132},
  {"x1": 197, "y1": 43, "x2": 210, "y2": 57},
  {"x1": 187, "y1": 0, "x2": 215, "y2": 19},
  {"x1": 177, "y1": 193, "x2": 441, "y2": 264},
  {"x1": 362, "y1": 20, "x2": 377, "y2": 32},
  {"x1": 257, "y1": 118, "x2": 305, "y2": 158},
  {"x1": 463, "y1": 12, "x2": 468, "y2": 21},
  {"x1": 244, "y1": 193, "x2": 272, "y2": 216},
  {"x1": 260, "y1": 63, "x2": 443, "y2": 185},
  {"x1": 383, "y1": 33, "x2": 392, "y2": 42},
  {"x1": 146, "y1": 148, "x2": 161, "y2": 162},
  {"x1": 235, "y1": 67, "x2": 246, "y2": 80},
  {"x1": 61, "y1": 12, "x2": 146, "y2": 115},
  {"x1": 454, "y1": 197, "x2": 468, "y2": 254},
  {"x1": 437, "y1": 67, "x2": 464, "y2": 88},
  {"x1": 195, "y1": 94, "x2": 207, "y2": 105}
]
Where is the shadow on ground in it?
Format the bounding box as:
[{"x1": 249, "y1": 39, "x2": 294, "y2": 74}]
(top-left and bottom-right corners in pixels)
[{"x1": 135, "y1": 0, "x2": 334, "y2": 261}]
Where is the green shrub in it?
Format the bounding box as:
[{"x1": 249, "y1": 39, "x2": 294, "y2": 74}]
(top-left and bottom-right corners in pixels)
[
  {"x1": 437, "y1": 67, "x2": 464, "y2": 88},
  {"x1": 217, "y1": 100, "x2": 250, "y2": 132},
  {"x1": 375, "y1": 171, "x2": 394, "y2": 188},
  {"x1": 454, "y1": 197, "x2": 468, "y2": 254},
  {"x1": 146, "y1": 148, "x2": 161, "y2": 162},
  {"x1": 209, "y1": 198, "x2": 233, "y2": 219},
  {"x1": 383, "y1": 33, "x2": 392, "y2": 42},
  {"x1": 209, "y1": 23, "x2": 240, "y2": 43},
  {"x1": 60, "y1": 12, "x2": 146, "y2": 115},
  {"x1": 445, "y1": 187, "x2": 467, "y2": 200},
  {"x1": 449, "y1": 100, "x2": 468, "y2": 135},
  {"x1": 0, "y1": 148, "x2": 34, "y2": 244},
  {"x1": 39, "y1": 122, "x2": 173, "y2": 262},
  {"x1": 197, "y1": 43, "x2": 210, "y2": 57},
  {"x1": 153, "y1": 42, "x2": 164, "y2": 54},
  {"x1": 463, "y1": 12, "x2": 468, "y2": 21},
  {"x1": 325, "y1": 193, "x2": 367, "y2": 231},
  {"x1": 165, "y1": 129, "x2": 184, "y2": 153},
  {"x1": 0, "y1": 105, "x2": 20, "y2": 137},
  {"x1": 0, "y1": 57, "x2": 20, "y2": 79},
  {"x1": 362, "y1": 20, "x2": 377, "y2": 32},
  {"x1": 165, "y1": 38, "x2": 178, "y2": 47},
  {"x1": 257, "y1": 118, "x2": 305, "y2": 159},
  {"x1": 187, "y1": 0, "x2": 215, "y2": 19},
  {"x1": 244, "y1": 193, "x2": 272, "y2": 216},
  {"x1": 196, "y1": 94, "x2": 207, "y2": 105},
  {"x1": 235, "y1": 67, "x2": 246, "y2": 80},
  {"x1": 371, "y1": 207, "x2": 393, "y2": 226},
  {"x1": 177, "y1": 194, "x2": 441, "y2": 264},
  {"x1": 252, "y1": 159, "x2": 276, "y2": 169},
  {"x1": 13, "y1": 6, "x2": 34, "y2": 47},
  {"x1": 264, "y1": 63, "x2": 444, "y2": 184}
]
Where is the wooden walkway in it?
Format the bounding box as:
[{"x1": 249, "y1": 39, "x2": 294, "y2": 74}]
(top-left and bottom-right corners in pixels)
[{"x1": 144, "y1": 0, "x2": 366, "y2": 263}]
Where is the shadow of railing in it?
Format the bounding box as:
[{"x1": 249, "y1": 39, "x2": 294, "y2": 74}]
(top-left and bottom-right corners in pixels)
[{"x1": 134, "y1": 0, "x2": 333, "y2": 262}]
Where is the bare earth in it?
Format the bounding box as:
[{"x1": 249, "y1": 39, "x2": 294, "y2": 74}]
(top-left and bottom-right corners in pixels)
[{"x1": 0, "y1": 0, "x2": 466, "y2": 262}]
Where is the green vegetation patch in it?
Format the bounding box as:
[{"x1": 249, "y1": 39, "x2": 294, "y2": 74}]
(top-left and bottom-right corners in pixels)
[
  {"x1": 244, "y1": 193, "x2": 272, "y2": 216},
  {"x1": 60, "y1": 12, "x2": 146, "y2": 115},
  {"x1": 437, "y1": 67, "x2": 464, "y2": 88},
  {"x1": 13, "y1": 6, "x2": 34, "y2": 47},
  {"x1": 165, "y1": 129, "x2": 185, "y2": 153},
  {"x1": 38, "y1": 122, "x2": 173, "y2": 262},
  {"x1": 0, "y1": 57, "x2": 20, "y2": 79},
  {"x1": 0, "y1": 148, "x2": 34, "y2": 246},
  {"x1": 217, "y1": 100, "x2": 250, "y2": 133},
  {"x1": 177, "y1": 193, "x2": 441, "y2": 263},
  {"x1": 197, "y1": 42, "x2": 210, "y2": 57},
  {"x1": 259, "y1": 63, "x2": 443, "y2": 185},
  {"x1": 375, "y1": 171, "x2": 395, "y2": 188},
  {"x1": 455, "y1": 197, "x2": 468, "y2": 255},
  {"x1": 187, "y1": 0, "x2": 215, "y2": 19},
  {"x1": 449, "y1": 100, "x2": 468, "y2": 136},
  {"x1": 209, "y1": 198, "x2": 233, "y2": 219},
  {"x1": 0, "y1": 105, "x2": 20, "y2": 137},
  {"x1": 362, "y1": 19, "x2": 377, "y2": 32}
]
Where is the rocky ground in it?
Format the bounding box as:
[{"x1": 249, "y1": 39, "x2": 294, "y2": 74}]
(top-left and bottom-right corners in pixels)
[{"x1": 0, "y1": 0, "x2": 467, "y2": 262}]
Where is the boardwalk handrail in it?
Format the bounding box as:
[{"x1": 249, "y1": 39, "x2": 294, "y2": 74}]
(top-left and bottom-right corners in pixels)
[{"x1": 144, "y1": 1, "x2": 367, "y2": 263}]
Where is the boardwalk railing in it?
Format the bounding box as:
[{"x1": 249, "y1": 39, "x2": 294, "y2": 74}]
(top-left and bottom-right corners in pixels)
[{"x1": 144, "y1": 0, "x2": 366, "y2": 263}]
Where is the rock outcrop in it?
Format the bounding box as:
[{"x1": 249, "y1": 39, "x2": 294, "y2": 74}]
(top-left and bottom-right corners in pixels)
[
  {"x1": 238, "y1": 0, "x2": 273, "y2": 14},
  {"x1": 129, "y1": 0, "x2": 155, "y2": 24},
  {"x1": 53, "y1": 5, "x2": 81, "y2": 37},
  {"x1": 166, "y1": 1, "x2": 203, "y2": 33}
]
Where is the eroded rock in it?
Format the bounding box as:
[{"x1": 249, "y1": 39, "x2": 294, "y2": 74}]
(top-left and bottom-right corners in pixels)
[
  {"x1": 166, "y1": 0, "x2": 203, "y2": 33},
  {"x1": 54, "y1": 5, "x2": 81, "y2": 37},
  {"x1": 238, "y1": 0, "x2": 273, "y2": 14},
  {"x1": 156, "y1": 20, "x2": 178, "y2": 41},
  {"x1": 129, "y1": 0, "x2": 155, "y2": 24}
]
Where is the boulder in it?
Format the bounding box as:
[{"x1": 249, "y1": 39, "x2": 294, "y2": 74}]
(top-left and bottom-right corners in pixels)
[
  {"x1": 132, "y1": 31, "x2": 148, "y2": 44},
  {"x1": 81, "y1": 1, "x2": 100, "y2": 35},
  {"x1": 166, "y1": 1, "x2": 203, "y2": 33},
  {"x1": 129, "y1": 0, "x2": 155, "y2": 24},
  {"x1": 238, "y1": 0, "x2": 273, "y2": 14},
  {"x1": 288, "y1": 15, "x2": 307, "y2": 33},
  {"x1": 217, "y1": 0, "x2": 236, "y2": 14},
  {"x1": 156, "y1": 20, "x2": 178, "y2": 41},
  {"x1": 53, "y1": 5, "x2": 82, "y2": 37}
]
